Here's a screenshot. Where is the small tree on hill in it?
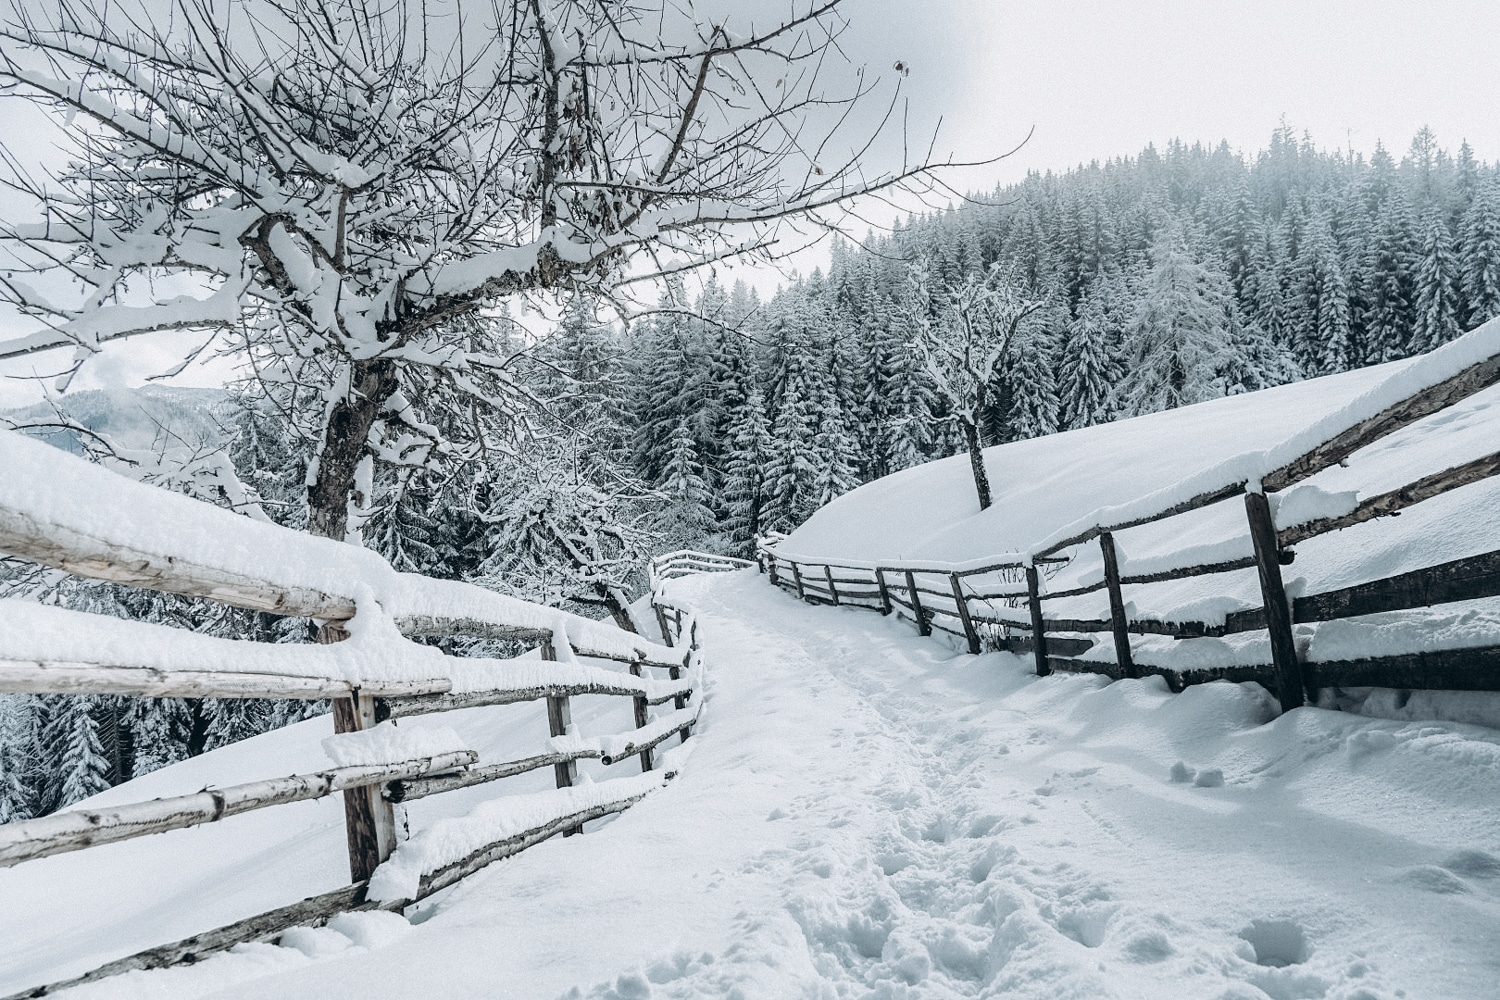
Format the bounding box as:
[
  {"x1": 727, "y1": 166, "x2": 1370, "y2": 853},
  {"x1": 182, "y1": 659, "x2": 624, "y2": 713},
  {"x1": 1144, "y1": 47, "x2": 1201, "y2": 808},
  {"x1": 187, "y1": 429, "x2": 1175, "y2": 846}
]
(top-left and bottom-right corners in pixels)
[{"x1": 910, "y1": 267, "x2": 1044, "y2": 510}]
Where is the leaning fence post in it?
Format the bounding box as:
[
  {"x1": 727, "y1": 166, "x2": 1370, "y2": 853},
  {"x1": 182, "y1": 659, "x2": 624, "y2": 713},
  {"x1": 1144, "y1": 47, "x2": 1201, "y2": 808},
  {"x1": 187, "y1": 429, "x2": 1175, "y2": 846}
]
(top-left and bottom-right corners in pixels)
[
  {"x1": 875, "y1": 568, "x2": 892, "y2": 615},
  {"x1": 541, "y1": 639, "x2": 583, "y2": 835},
  {"x1": 949, "y1": 573, "x2": 981, "y2": 654},
  {"x1": 791, "y1": 562, "x2": 806, "y2": 601},
  {"x1": 654, "y1": 603, "x2": 675, "y2": 647},
  {"x1": 904, "y1": 570, "x2": 931, "y2": 636},
  {"x1": 628, "y1": 658, "x2": 655, "y2": 772},
  {"x1": 1099, "y1": 531, "x2": 1137, "y2": 679},
  {"x1": 1025, "y1": 565, "x2": 1051, "y2": 676},
  {"x1": 824, "y1": 564, "x2": 840, "y2": 605},
  {"x1": 1244, "y1": 491, "x2": 1306, "y2": 710}
]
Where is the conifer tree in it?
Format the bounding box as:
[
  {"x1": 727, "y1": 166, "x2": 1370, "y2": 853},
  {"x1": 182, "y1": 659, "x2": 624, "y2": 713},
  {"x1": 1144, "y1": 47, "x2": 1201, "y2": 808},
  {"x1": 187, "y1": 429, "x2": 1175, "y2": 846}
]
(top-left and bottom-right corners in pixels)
[
  {"x1": 1058, "y1": 287, "x2": 1123, "y2": 428},
  {"x1": 42, "y1": 696, "x2": 111, "y2": 810},
  {"x1": 1459, "y1": 181, "x2": 1500, "y2": 328},
  {"x1": 721, "y1": 388, "x2": 775, "y2": 555},
  {"x1": 1413, "y1": 208, "x2": 1463, "y2": 350},
  {"x1": 1290, "y1": 210, "x2": 1352, "y2": 373},
  {"x1": 655, "y1": 420, "x2": 718, "y2": 551}
]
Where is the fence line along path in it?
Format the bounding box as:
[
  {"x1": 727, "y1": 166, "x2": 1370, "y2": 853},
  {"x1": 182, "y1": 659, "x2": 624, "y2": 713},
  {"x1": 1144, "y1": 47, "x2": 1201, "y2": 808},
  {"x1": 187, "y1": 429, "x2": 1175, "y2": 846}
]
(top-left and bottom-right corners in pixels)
[
  {"x1": 758, "y1": 323, "x2": 1500, "y2": 712},
  {"x1": 0, "y1": 426, "x2": 742, "y2": 999}
]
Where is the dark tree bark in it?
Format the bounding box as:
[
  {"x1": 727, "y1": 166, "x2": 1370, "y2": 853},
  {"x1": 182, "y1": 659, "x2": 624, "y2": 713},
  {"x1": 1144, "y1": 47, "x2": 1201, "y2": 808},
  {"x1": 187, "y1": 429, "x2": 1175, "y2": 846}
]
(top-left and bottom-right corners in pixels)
[
  {"x1": 962, "y1": 418, "x2": 993, "y2": 510},
  {"x1": 306, "y1": 359, "x2": 401, "y2": 542}
]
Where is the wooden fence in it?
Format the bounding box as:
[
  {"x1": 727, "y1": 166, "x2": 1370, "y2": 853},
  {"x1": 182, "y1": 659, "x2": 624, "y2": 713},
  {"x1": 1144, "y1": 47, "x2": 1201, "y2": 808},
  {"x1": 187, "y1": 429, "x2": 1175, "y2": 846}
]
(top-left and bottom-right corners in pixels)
[
  {"x1": 758, "y1": 341, "x2": 1500, "y2": 713},
  {"x1": 0, "y1": 442, "x2": 735, "y2": 998}
]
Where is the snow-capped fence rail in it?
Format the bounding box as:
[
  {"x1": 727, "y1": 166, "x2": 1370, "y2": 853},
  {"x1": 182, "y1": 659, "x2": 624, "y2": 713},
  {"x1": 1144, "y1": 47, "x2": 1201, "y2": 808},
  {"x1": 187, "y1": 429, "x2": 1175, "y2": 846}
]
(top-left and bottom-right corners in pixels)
[
  {"x1": 0, "y1": 427, "x2": 707, "y2": 998},
  {"x1": 758, "y1": 328, "x2": 1500, "y2": 714}
]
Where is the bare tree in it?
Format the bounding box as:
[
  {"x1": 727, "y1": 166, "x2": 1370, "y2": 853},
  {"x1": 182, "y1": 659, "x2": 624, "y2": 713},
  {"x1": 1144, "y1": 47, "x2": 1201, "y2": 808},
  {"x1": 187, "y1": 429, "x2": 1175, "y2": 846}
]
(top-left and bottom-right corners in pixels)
[
  {"x1": 0, "y1": 0, "x2": 970, "y2": 544},
  {"x1": 910, "y1": 267, "x2": 1044, "y2": 510}
]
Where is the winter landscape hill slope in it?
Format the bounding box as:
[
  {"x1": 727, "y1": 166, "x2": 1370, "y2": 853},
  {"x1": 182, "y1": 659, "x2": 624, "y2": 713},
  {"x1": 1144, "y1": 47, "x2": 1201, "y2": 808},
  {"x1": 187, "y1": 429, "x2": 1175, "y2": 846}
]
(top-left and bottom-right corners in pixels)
[
  {"x1": 6, "y1": 332, "x2": 1500, "y2": 998},
  {"x1": 3, "y1": 571, "x2": 1498, "y2": 999}
]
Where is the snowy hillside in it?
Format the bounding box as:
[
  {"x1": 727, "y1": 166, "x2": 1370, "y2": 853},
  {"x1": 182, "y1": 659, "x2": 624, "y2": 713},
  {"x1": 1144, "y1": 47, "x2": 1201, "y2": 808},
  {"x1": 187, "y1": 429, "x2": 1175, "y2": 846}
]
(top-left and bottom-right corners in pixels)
[
  {"x1": 2, "y1": 386, "x2": 231, "y2": 457},
  {"x1": 778, "y1": 322, "x2": 1500, "y2": 665},
  {"x1": 5, "y1": 572, "x2": 1497, "y2": 999}
]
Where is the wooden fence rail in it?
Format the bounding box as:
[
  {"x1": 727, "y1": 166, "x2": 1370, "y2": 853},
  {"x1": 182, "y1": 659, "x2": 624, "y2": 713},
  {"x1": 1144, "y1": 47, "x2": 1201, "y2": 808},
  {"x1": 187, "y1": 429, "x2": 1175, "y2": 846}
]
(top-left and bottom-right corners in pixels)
[
  {"x1": 0, "y1": 428, "x2": 726, "y2": 998},
  {"x1": 757, "y1": 335, "x2": 1500, "y2": 712}
]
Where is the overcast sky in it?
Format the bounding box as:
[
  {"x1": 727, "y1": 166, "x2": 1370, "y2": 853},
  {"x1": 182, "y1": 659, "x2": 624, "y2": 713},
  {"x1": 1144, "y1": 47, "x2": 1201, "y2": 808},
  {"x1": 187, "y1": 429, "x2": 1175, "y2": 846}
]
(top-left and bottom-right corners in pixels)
[{"x1": 3, "y1": 0, "x2": 1498, "y2": 405}]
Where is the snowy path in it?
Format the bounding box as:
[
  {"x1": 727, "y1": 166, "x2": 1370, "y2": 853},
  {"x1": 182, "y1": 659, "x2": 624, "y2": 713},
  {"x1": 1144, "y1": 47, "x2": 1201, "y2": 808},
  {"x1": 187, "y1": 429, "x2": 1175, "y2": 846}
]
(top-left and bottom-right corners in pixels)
[{"x1": 56, "y1": 571, "x2": 1500, "y2": 999}]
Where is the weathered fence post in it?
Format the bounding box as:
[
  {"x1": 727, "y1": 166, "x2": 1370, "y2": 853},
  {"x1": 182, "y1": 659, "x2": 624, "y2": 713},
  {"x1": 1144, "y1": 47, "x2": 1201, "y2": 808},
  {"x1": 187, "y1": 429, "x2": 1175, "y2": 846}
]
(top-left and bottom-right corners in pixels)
[
  {"x1": 791, "y1": 562, "x2": 806, "y2": 601},
  {"x1": 1099, "y1": 531, "x2": 1137, "y2": 679},
  {"x1": 1244, "y1": 491, "x2": 1306, "y2": 710},
  {"x1": 628, "y1": 659, "x2": 655, "y2": 772},
  {"x1": 654, "y1": 603, "x2": 675, "y2": 647},
  {"x1": 319, "y1": 621, "x2": 397, "y2": 884},
  {"x1": 331, "y1": 688, "x2": 398, "y2": 883},
  {"x1": 824, "y1": 564, "x2": 840, "y2": 605},
  {"x1": 875, "y1": 568, "x2": 892, "y2": 615},
  {"x1": 541, "y1": 639, "x2": 583, "y2": 835},
  {"x1": 904, "y1": 570, "x2": 931, "y2": 636},
  {"x1": 1025, "y1": 565, "x2": 1051, "y2": 676},
  {"x1": 767, "y1": 555, "x2": 779, "y2": 586},
  {"x1": 949, "y1": 573, "x2": 981, "y2": 654}
]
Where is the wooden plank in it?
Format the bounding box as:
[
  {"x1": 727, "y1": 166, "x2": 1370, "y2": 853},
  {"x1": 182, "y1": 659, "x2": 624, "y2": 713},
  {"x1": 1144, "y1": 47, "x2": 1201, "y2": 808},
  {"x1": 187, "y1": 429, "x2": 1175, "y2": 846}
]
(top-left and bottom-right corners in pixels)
[
  {"x1": 1099, "y1": 531, "x2": 1137, "y2": 679},
  {"x1": 1280, "y1": 450, "x2": 1500, "y2": 545},
  {"x1": 0, "y1": 883, "x2": 392, "y2": 1000},
  {"x1": 1245, "y1": 491, "x2": 1306, "y2": 710},
  {"x1": 0, "y1": 506, "x2": 353, "y2": 621},
  {"x1": 414, "y1": 790, "x2": 653, "y2": 901},
  {"x1": 1295, "y1": 549, "x2": 1500, "y2": 623},
  {"x1": 823, "y1": 564, "x2": 840, "y2": 605},
  {"x1": 904, "y1": 570, "x2": 930, "y2": 636},
  {"x1": 332, "y1": 692, "x2": 397, "y2": 883},
  {"x1": 1120, "y1": 555, "x2": 1259, "y2": 586},
  {"x1": 1263, "y1": 351, "x2": 1500, "y2": 491},
  {"x1": 387, "y1": 750, "x2": 595, "y2": 802},
  {"x1": 0, "y1": 660, "x2": 445, "y2": 701},
  {"x1": 949, "y1": 573, "x2": 981, "y2": 654},
  {"x1": 999, "y1": 635, "x2": 1095, "y2": 657},
  {"x1": 0, "y1": 751, "x2": 475, "y2": 867},
  {"x1": 1025, "y1": 566, "x2": 1050, "y2": 676},
  {"x1": 378, "y1": 675, "x2": 689, "y2": 720},
  {"x1": 1033, "y1": 481, "x2": 1247, "y2": 559},
  {"x1": 390, "y1": 615, "x2": 551, "y2": 642},
  {"x1": 1306, "y1": 644, "x2": 1500, "y2": 690},
  {"x1": 875, "y1": 569, "x2": 892, "y2": 615},
  {"x1": 598, "y1": 715, "x2": 699, "y2": 765}
]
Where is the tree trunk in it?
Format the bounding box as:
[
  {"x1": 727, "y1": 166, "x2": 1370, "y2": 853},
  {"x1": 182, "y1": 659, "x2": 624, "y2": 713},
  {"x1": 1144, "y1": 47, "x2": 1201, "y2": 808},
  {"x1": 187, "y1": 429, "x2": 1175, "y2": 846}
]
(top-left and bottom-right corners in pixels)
[
  {"x1": 307, "y1": 358, "x2": 400, "y2": 542},
  {"x1": 962, "y1": 418, "x2": 992, "y2": 510}
]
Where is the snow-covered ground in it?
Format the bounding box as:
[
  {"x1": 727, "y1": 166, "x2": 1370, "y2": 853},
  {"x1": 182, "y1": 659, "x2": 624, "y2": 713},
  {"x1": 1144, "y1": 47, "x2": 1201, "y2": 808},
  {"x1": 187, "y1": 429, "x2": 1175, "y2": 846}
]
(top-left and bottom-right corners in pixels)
[{"x1": 7, "y1": 570, "x2": 1498, "y2": 999}]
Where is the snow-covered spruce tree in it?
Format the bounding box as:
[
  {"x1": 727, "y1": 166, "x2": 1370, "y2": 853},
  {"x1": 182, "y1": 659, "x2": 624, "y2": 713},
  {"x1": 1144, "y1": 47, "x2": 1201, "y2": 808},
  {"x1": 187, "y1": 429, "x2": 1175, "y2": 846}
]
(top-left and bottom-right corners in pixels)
[
  {"x1": 1459, "y1": 181, "x2": 1500, "y2": 328},
  {"x1": 1118, "y1": 236, "x2": 1277, "y2": 415},
  {"x1": 909, "y1": 266, "x2": 1044, "y2": 510},
  {"x1": 0, "y1": 697, "x2": 37, "y2": 822},
  {"x1": 721, "y1": 387, "x2": 774, "y2": 555},
  {"x1": 1413, "y1": 207, "x2": 1463, "y2": 351},
  {"x1": 1057, "y1": 284, "x2": 1122, "y2": 429},
  {"x1": 39, "y1": 695, "x2": 111, "y2": 811},
  {"x1": 654, "y1": 420, "x2": 718, "y2": 552},
  {"x1": 0, "y1": 0, "x2": 956, "y2": 548},
  {"x1": 1290, "y1": 210, "x2": 1352, "y2": 374}
]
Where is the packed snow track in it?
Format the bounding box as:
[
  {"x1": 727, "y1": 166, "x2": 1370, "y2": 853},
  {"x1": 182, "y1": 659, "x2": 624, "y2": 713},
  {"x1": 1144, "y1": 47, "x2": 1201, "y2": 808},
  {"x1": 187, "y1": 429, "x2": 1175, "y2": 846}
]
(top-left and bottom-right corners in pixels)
[{"x1": 23, "y1": 570, "x2": 1500, "y2": 999}]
